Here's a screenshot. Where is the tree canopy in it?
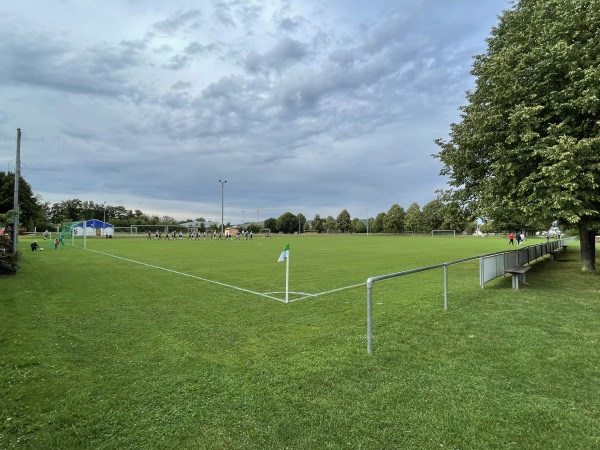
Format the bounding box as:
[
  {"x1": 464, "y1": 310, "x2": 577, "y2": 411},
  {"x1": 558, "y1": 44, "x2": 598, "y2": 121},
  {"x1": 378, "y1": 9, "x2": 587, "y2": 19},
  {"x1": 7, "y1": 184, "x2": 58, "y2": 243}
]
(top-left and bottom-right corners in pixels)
[
  {"x1": 383, "y1": 204, "x2": 405, "y2": 234},
  {"x1": 336, "y1": 209, "x2": 352, "y2": 233},
  {"x1": 435, "y1": 0, "x2": 600, "y2": 271},
  {"x1": 0, "y1": 172, "x2": 44, "y2": 230}
]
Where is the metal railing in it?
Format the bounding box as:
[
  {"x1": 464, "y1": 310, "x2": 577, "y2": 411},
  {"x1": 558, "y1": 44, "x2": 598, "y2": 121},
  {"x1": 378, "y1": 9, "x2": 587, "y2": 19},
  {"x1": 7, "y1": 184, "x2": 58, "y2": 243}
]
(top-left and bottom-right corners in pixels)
[{"x1": 366, "y1": 238, "x2": 572, "y2": 354}]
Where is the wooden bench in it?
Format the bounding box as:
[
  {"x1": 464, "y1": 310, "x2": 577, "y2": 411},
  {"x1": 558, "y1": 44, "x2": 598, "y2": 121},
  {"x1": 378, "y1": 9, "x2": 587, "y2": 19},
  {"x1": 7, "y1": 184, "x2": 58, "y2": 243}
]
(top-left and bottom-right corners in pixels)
[{"x1": 504, "y1": 265, "x2": 532, "y2": 289}]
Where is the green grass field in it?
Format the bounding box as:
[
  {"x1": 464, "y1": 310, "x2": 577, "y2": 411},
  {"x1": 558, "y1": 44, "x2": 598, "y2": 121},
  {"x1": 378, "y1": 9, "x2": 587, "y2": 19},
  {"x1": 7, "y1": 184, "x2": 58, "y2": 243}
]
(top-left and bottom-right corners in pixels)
[{"x1": 2, "y1": 234, "x2": 599, "y2": 449}]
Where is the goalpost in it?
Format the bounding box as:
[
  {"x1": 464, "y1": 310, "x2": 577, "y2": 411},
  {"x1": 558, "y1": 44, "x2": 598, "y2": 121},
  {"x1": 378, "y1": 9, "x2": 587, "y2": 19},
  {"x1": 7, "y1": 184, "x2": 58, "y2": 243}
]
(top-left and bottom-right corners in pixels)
[
  {"x1": 113, "y1": 226, "x2": 138, "y2": 237},
  {"x1": 431, "y1": 230, "x2": 456, "y2": 238},
  {"x1": 259, "y1": 228, "x2": 271, "y2": 236}
]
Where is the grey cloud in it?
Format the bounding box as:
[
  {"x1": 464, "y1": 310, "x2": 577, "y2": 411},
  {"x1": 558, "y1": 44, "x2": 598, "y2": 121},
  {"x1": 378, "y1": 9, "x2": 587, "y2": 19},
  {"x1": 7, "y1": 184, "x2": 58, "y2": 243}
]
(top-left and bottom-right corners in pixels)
[
  {"x1": 277, "y1": 16, "x2": 303, "y2": 33},
  {"x1": 235, "y1": 3, "x2": 262, "y2": 27},
  {"x1": 202, "y1": 75, "x2": 245, "y2": 99},
  {"x1": 152, "y1": 9, "x2": 202, "y2": 35},
  {"x1": 172, "y1": 81, "x2": 193, "y2": 90},
  {"x1": 153, "y1": 44, "x2": 174, "y2": 54},
  {"x1": 328, "y1": 48, "x2": 355, "y2": 67},
  {"x1": 0, "y1": 31, "x2": 148, "y2": 101},
  {"x1": 165, "y1": 54, "x2": 190, "y2": 71},
  {"x1": 244, "y1": 38, "x2": 308, "y2": 73},
  {"x1": 185, "y1": 41, "x2": 220, "y2": 56},
  {"x1": 212, "y1": 0, "x2": 263, "y2": 29},
  {"x1": 213, "y1": 1, "x2": 236, "y2": 28},
  {"x1": 163, "y1": 41, "x2": 220, "y2": 70}
]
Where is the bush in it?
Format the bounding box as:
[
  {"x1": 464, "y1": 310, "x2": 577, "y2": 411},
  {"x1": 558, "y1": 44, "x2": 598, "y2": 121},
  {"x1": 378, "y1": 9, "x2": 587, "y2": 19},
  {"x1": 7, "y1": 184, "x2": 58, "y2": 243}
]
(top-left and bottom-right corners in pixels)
[{"x1": 0, "y1": 235, "x2": 18, "y2": 274}]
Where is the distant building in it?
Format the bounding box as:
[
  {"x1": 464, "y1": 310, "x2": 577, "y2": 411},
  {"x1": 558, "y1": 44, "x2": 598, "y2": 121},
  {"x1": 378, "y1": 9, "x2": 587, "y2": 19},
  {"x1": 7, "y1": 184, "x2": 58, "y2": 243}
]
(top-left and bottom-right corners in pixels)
[{"x1": 225, "y1": 227, "x2": 239, "y2": 237}]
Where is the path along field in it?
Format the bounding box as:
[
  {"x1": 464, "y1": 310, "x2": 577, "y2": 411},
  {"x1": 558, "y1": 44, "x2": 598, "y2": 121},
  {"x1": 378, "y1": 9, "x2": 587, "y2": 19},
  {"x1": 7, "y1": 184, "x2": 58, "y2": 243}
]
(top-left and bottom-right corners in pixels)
[{"x1": 1, "y1": 234, "x2": 599, "y2": 449}]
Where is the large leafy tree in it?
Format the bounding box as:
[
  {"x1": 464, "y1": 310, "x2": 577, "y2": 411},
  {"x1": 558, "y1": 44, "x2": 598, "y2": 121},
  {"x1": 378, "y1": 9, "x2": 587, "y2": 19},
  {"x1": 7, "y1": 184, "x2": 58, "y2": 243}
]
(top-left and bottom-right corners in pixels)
[
  {"x1": 441, "y1": 201, "x2": 471, "y2": 232},
  {"x1": 405, "y1": 202, "x2": 423, "y2": 232},
  {"x1": 336, "y1": 209, "x2": 352, "y2": 233},
  {"x1": 325, "y1": 216, "x2": 336, "y2": 232},
  {"x1": 371, "y1": 212, "x2": 386, "y2": 233},
  {"x1": 435, "y1": 0, "x2": 600, "y2": 272},
  {"x1": 264, "y1": 217, "x2": 277, "y2": 232},
  {"x1": 352, "y1": 217, "x2": 366, "y2": 233},
  {"x1": 276, "y1": 212, "x2": 298, "y2": 234},
  {"x1": 0, "y1": 172, "x2": 45, "y2": 229},
  {"x1": 383, "y1": 204, "x2": 406, "y2": 234},
  {"x1": 421, "y1": 200, "x2": 445, "y2": 232},
  {"x1": 312, "y1": 214, "x2": 325, "y2": 233}
]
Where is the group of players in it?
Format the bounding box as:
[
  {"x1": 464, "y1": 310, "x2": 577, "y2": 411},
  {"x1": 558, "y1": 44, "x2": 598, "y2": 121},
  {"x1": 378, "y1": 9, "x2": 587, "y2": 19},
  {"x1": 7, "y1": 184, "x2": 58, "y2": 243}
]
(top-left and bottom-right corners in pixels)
[{"x1": 147, "y1": 229, "x2": 253, "y2": 241}]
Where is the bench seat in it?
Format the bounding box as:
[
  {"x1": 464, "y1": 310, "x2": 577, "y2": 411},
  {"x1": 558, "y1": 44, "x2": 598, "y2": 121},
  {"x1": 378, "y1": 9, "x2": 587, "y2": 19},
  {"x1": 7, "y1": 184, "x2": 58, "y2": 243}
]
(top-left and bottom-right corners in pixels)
[{"x1": 504, "y1": 265, "x2": 532, "y2": 289}]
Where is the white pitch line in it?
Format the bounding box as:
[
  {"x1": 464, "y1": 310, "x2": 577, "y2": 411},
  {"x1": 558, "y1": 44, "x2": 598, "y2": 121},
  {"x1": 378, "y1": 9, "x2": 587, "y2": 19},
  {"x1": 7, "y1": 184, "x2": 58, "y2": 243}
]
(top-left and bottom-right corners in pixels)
[
  {"x1": 82, "y1": 247, "x2": 286, "y2": 302},
  {"x1": 286, "y1": 282, "x2": 365, "y2": 302},
  {"x1": 77, "y1": 245, "x2": 365, "y2": 303}
]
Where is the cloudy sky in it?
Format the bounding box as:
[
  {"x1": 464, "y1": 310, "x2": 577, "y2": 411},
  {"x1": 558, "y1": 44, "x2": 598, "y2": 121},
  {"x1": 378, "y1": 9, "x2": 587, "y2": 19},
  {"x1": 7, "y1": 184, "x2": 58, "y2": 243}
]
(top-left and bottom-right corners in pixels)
[{"x1": 1, "y1": 0, "x2": 511, "y2": 224}]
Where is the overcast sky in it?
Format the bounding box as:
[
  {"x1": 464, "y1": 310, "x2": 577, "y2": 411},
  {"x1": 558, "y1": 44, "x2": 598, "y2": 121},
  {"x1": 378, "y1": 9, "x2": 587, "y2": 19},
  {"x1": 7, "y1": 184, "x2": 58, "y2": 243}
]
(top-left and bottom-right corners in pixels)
[{"x1": 1, "y1": 0, "x2": 511, "y2": 224}]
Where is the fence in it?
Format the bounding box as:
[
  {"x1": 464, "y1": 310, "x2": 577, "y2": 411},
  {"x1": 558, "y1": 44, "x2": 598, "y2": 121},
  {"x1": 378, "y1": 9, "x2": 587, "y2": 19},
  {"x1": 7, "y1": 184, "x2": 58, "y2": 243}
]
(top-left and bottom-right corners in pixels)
[
  {"x1": 479, "y1": 239, "x2": 568, "y2": 285},
  {"x1": 366, "y1": 238, "x2": 572, "y2": 354}
]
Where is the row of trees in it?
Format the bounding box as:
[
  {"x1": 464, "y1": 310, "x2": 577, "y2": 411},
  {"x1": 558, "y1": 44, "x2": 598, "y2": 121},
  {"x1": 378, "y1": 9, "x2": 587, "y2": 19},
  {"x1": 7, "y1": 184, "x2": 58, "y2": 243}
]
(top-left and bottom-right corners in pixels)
[
  {"x1": 0, "y1": 173, "x2": 187, "y2": 231},
  {"x1": 1, "y1": 170, "x2": 562, "y2": 240},
  {"x1": 1, "y1": 171, "x2": 477, "y2": 237},
  {"x1": 264, "y1": 201, "x2": 473, "y2": 234}
]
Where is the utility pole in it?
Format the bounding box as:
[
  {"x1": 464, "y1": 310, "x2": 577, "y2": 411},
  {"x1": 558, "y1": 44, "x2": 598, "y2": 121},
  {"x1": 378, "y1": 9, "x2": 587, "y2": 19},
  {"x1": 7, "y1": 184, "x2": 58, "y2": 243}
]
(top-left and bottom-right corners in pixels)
[
  {"x1": 219, "y1": 180, "x2": 227, "y2": 234},
  {"x1": 12, "y1": 129, "x2": 21, "y2": 253}
]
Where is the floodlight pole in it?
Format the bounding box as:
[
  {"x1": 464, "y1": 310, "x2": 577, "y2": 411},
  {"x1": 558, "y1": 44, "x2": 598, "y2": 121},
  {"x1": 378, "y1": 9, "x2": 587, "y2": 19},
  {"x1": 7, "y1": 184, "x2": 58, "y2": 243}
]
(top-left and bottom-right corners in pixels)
[
  {"x1": 103, "y1": 201, "x2": 106, "y2": 236},
  {"x1": 219, "y1": 180, "x2": 227, "y2": 234},
  {"x1": 366, "y1": 208, "x2": 369, "y2": 235}
]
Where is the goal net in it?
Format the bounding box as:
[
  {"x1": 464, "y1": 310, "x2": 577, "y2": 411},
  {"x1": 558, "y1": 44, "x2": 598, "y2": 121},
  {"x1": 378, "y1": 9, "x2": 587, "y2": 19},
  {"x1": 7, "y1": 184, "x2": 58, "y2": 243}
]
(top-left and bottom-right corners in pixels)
[
  {"x1": 431, "y1": 230, "x2": 456, "y2": 238},
  {"x1": 259, "y1": 228, "x2": 271, "y2": 236}
]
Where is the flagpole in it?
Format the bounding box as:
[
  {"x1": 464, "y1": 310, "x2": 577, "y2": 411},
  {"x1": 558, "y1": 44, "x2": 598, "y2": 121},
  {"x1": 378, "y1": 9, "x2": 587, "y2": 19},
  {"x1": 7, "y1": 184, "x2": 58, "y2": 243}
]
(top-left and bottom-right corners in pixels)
[
  {"x1": 285, "y1": 251, "x2": 289, "y2": 303},
  {"x1": 278, "y1": 243, "x2": 290, "y2": 303}
]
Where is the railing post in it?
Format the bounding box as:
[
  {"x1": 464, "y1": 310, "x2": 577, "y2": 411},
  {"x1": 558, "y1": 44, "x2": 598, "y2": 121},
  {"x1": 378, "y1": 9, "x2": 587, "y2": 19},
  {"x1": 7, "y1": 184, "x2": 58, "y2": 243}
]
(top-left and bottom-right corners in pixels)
[
  {"x1": 367, "y1": 278, "x2": 373, "y2": 354},
  {"x1": 444, "y1": 264, "x2": 449, "y2": 311}
]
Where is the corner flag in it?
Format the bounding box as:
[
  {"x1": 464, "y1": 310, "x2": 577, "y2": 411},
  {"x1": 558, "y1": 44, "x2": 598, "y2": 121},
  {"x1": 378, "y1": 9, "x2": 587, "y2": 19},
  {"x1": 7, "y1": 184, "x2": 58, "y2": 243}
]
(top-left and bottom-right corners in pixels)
[
  {"x1": 278, "y1": 244, "x2": 290, "y2": 303},
  {"x1": 278, "y1": 243, "x2": 290, "y2": 262}
]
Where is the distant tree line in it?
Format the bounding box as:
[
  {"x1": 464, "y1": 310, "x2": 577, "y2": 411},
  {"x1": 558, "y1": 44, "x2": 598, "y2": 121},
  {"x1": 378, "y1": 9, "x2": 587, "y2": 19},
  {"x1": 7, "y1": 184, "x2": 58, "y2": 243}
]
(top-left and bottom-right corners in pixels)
[
  {"x1": 1, "y1": 171, "x2": 535, "y2": 236},
  {"x1": 264, "y1": 201, "x2": 475, "y2": 234}
]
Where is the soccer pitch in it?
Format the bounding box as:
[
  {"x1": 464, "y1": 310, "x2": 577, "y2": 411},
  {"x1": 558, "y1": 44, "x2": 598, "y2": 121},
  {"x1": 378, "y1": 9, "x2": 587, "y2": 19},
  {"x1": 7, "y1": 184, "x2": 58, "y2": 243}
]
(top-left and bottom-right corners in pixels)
[
  {"x1": 63, "y1": 233, "x2": 510, "y2": 303},
  {"x1": 2, "y1": 234, "x2": 599, "y2": 449}
]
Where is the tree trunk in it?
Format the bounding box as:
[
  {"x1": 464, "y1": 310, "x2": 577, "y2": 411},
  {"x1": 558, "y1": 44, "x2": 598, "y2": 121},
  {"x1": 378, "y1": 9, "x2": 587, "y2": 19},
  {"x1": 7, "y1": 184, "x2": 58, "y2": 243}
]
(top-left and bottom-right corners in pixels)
[{"x1": 579, "y1": 225, "x2": 596, "y2": 273}]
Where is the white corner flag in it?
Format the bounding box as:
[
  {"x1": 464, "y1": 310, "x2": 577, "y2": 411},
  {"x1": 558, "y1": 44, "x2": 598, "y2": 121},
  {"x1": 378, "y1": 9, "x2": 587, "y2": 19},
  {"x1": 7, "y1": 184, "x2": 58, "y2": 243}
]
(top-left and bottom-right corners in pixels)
[
  {"x1": 278, "y1": 244, "x2": 290, "y2": 303},
  {"x1": 278, "y1": 243, "x2": 289, "y2": 262}
]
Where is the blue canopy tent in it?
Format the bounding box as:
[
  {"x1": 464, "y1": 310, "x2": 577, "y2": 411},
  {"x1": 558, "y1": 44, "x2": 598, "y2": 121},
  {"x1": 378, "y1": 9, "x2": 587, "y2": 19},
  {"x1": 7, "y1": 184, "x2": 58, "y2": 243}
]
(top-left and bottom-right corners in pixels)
[{"x1": 72, "y1": 219, "x2": 114, "y2": 237}]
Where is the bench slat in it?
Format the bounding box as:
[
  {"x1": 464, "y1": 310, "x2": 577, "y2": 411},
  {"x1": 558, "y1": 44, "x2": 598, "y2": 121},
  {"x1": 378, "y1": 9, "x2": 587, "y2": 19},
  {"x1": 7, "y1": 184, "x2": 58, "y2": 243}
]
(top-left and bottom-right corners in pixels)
[{"x1": 505, "y1": 266, "x2": 531, "y2": 274}]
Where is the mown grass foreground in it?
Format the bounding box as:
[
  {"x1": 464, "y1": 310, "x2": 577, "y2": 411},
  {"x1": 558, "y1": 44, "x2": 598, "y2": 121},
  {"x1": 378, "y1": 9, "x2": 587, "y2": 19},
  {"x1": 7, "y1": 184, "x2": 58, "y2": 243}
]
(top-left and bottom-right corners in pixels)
[{"x1": 1, "y1": 234, "x2": 599, "y2": 449}]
